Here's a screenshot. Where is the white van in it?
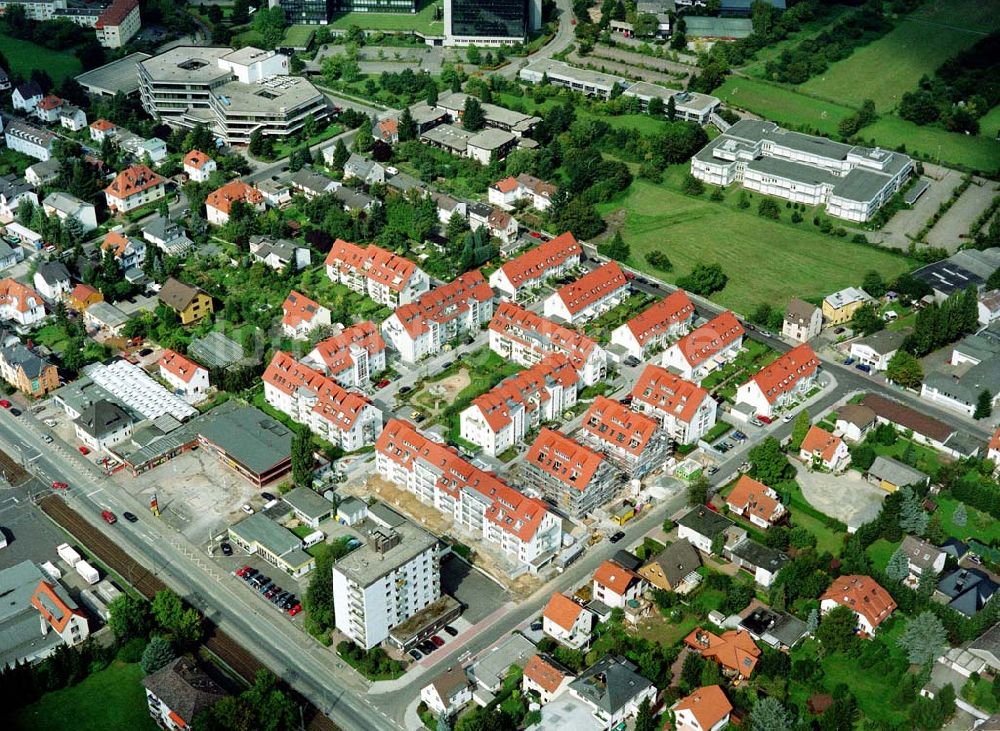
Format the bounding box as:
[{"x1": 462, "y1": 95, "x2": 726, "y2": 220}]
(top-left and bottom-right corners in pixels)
[{"x1": 302, "y1": 530, "x2": 325, "y2": 549}]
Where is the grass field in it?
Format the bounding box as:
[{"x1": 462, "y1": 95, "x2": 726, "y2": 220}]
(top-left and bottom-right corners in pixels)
[
  {"x1": 713, "y1": 77, "x2": 854, "y2": 137},
  {"x1": 980, "y1": 106, "x2": 1000, "y2": 140},
  {"x1": 327, "y1": 0, "x2": 442, "y2": 33},
  {"x1": 856, "y1": 116, "x2": 1000, "y2": 172},
  {"x1": 15, "y1": 661, "x2": 158, "y2": 731},
  {"x1": 598, "y1": 180, "x2": 913, "y2": 313},
  {"x1": 282, "y1": 24, "x2": 316, "y2": 48},
  {"x1": 741, "y1": 5, "x2": 854, "y2": 78},
  {"x1": 936, "y1": 496, "x2": 1000, "y2": 545},
  {"x1": 0, "y1": 33, "x2": 83, "y2": 85}
]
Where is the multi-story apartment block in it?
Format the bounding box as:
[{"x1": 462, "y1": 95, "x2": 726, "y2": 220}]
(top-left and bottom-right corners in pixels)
[
  {"x1": 610, "y1": 290, "x2": 696, "y2": 361},
  {"x1": 489, "y1": 302, "x2": 607, "y2": 386},
  {"x1": 332, "y1": 518, "x2": 440, "y2": 649},
  {"x1": 104, "y1": 164, "x2": 166, "y2": 214},
  {"x1": 460, "y1": 354, "x2": 579, "y2": 456},
  {"x1": 578, "y1": 396, "x2": 668, "y2": 478},
  {"x1": 4, "y1": 121, "x2": 57, "y2": 162},
  {"x1": 543, "y1": 261, "x2": 630, "y2": 325},
  {"x1": 523, "y1": 428, "x2": 622, "y2": 519},
  {"x1": 381, "y1": 270, "x2": 494, "y2": 363},
  {"x1": 325, "y1": 239, "x2": 430, "y2": 309},
  {"x1": 444, "y1": 0, "x2": 540, "y2": 46},
  {"x1": 375, "y1": 419, "x2": 562, "y2": 566},
  {"x1": 488, "y1": 232, "x2": 582, "y2": 300},
  {"x1": 92, "y1": 0, "x2": 142, "y2": 47},
  {"x1": 630, "y1": 364, "x2": 717, "y2": 445},
  {"x1": 735, "y1": 343, "x2": 820, "y2": 419},
  {"x1": 205, "y1": 179, "x2": 265, "y2": 226},
  {"x1": 281, "y1": 290, "x2": 331, "y2": 340},
  {"x1": 303, "y1": 321, "x2": 386, "y2": 389},
  {"x1": 263, "y1": 351, "x2": 382, "y2": 451},
  {"x1": 661, "y1": 311, "x2": 745, "y2": 384},
  {"x1": 822, "y1": 287, "x2": 872, "y2": 325}
]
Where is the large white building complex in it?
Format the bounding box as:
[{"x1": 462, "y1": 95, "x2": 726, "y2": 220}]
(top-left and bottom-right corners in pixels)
[
  {"x1": 690, "y1": 120, "x2": 913, "y2": 223},
  {"x1": 138, "y1": 46, "x2": 329, "y2": 145}
]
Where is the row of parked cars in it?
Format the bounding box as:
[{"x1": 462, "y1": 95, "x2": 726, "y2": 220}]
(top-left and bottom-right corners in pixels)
[
  {"x1": 407, "y1": 625, "x2": 459, "y2": 661},
  {"x1": 236, "y1": 565, "x2": 302, "y2": 616}
]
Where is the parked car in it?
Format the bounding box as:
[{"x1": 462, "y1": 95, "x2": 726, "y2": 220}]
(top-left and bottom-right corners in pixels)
[
  {"x1": 707, "y1": 466, "x2": 720, "y2": 476},
  {"x1": 78, "y1": 445, "x2": 90, "y2": 455},
  {"x1": 9, "y1": 408, "x2": 20, "y2": 416},
  {"x1": 843, "y1": 357, "x2": 855, "y2": 365},
  {"x1": 623, "y1": 356, "x2": 641, "y2": 367},
  {"x1": 261, "y1": 492, "x2": 276, "y2": 502},
  {"x1": 41, "y1": 434, "x2": 53, "y2": 444},
  {"x1": 716, "y1": 443, "x2": 730, "y2": 453},
  {"x1": 408, "y1": 649, "x2": 423, "y2": 661},
  {"x1": 834, "y1": 327, "x2": 846, "y2": 335},
  {"x1": 101, "y1": 510, "x2": 117, "y2": 525},
  {"x1": 619, "y1": 395, "x2": 634, "y2": 405},
  {"x1": 44, "y1": 418, "x2": 57, "y2": 427},
  {"x1": 51, "y1": 481, "x2": 68, "y2": 490},
  {"x1": 530, "y1": 621, "x2": 543, "y2": 632},
  {"x1": 0, "y1": 399, "x2": 10, "y2": 408},
  {"x1": 220, "y1": 542, "x2": 233, "y2": 556},
  {"x1": 241, "y1": 504, "x2": 254, "y2": 515},
  {"x1": 419, "y1": 640, "x2": 437, "y2": 654},
  {"x1": 782, "y1": 413, "x2": 795, "y2": 423},
  {"x1": 288, "y1": 604, "x2": 303, "y2": 616},
  {"x1": 376, "y1": 378, "x2": 391, "y2": 389},
  {"x1": 236, "y1": 565, "x2": 253, "y2": 577},
  {"x1": 398, "y1": 385, "x2": 413, "y2": 395},
  {"x1": 430, "y1": 635, "x2": 445, "y2": 647},
  {"x1": 443, "y1": 625, "x2": 458, "y2": 637},
  {"x1": 757, "y1": 415, "x2": 773, "y2": 424},
  {"x1": 609, "y1": 531, "x2": 626, "y2": 544},
  {"x1": 855, "y1": 363, "x2": 872, "y2": 374},
  {"x1": 123, "y1": 512, "x2": 138, "y2": 523}
]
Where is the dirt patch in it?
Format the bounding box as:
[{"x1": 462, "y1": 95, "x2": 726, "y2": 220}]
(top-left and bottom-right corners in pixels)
[
  {"x1": 413, "y1": 368, "x2": 471, "y2": 417},
  {"x1": 351, "y1": 476, "x2": 453, "y2": 535}
]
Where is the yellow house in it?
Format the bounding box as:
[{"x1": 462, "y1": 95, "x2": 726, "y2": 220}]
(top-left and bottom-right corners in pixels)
[
  {"x1": 822, "y1": 287, "x2": 872, "y2": 325},
  {"x1": 159, "y1": 277, "x2": 214, "y2": 325}
]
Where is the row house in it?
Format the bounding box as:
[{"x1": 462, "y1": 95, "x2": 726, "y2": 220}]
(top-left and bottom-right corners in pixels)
[
  {"x1": 375, "y1": 419, "x2": 563, "y2": 566},
  {"x1": 0, "y1": 278, "x2": 47, "y2": 328},
  {"x1": 325, "y1": 239, "x2": 430, "y2": 309},
  {"x1": 488, "y1": 232, "x2": 582, "y2": 301},
  {"x1": 735, "y1": 343, "x2": 820, "y2": 419},
  {"x1": 381, "y1": 270, "x2": 494, "y2": 363},
  {"x1": 488, "y1": 173, "x2": 558, "y2": 211},
  {"x1": 489, "y1": 301, "x2": 607, "y2": 386},
  {"x1": 205, "y1": 180, "x2": 265, "y2": 226},
  {"x1": 610, "y1": 290, "x2": 696, "y2": 361},
  {"x1": 302, "y1": 321, "x2": 386, "y2": 389},
  {"x1": 263, "y1": 351, "x2": 382, "y2": 451},
  {"x1": 799, "y1": 425, "x2": 850, "y2": 471},
  {"x1": 281, "y1": 290, "x2": 331, "y2": 340},
  {"x1": 543, "y1": 261, "x2": 631, "y2": 325},
  {"x1": 101, "y1": 230, "x2": 146, "y2": 271},
  {"x1": 542, "y1": 592, "x2": 594, "y2": 650},
  {"x1": 103, "y1": 164, "x2": 165, "y2": 214},
  {"x1": 578, "y1": 396, "x2": 668, "y2": 478},
  {"x1": 630, "y1": 364, "x2": 718, "y2": 444},
  {"x1": 523, "y1": 428, "x2": 622, "y2": 519},
  {"x1": 725, "y1": 475, "x2": 786, "y2": 529},
  {"x1": 158, "y1": 349, "x2": 210, "y2": 400},
  {"x1": 662, "y1": 310, "x2": 745, "y2": 384},
  {"x1": 459, "y1": 354, "x2": 579, "y2": 457}
]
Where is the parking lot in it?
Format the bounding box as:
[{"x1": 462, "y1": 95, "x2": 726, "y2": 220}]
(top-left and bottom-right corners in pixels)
[
  {"x1": 794, "y1": 463, "x2": 886, "y2": 530},
  {"x1": 440, "y1": 553, "x2": 510, "y2": 625}
]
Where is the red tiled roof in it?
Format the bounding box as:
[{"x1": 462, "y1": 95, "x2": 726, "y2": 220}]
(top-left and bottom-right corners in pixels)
[
  {"x1": 489, "y1": 301, "x2": 600, "y2": 375},
  {"x1": 990, "y1": 427, "x2": 1000, "y2": 454},
  {"x1": 581, "y1": 395, "x2": 658, "y2": 457},
  {"x1": 159, "y1": 349, "x2": 205, "y2": 384},
  {"x1": 468, "y1": 354, "x2": 578, "y2": 433},
  {"x1": 101, "y1": 230, "x2": 132, "y2": 258},
  {"x1": 675, "y1": 685, "x2": 732, "y2": 730},
  {"x1": 104, "y1": 165, "x2": 165, "y2": 201},
  {"x1": 496, "y1": 231, "x2": 581, "y2": 289},
  {"x1": 672, "y1": 310, "x2": 745, "y2": 369},
  {"x1": 69, "y1": 283, "x2": 101, "y2": 307},
  {"x1": 821, "y1": 575, "x2": 896, "y2": 631},
  {"x1": 96, "y1": 0, "x2": 138, "y2": 27},
  {"x1": 325, "y1": 239, "x2": 419, "y2": 294},
  {"x1": 377, "y1": 118, "x2": 398, "y2": 140},
  {"x1": 309, "y1": 322, "x2": 385, "y2": 377},
  {"x1": 526, "y1": 428, "x2": 605, "y2": 492},
  {"x1": 523, "y1": 654, "x2": 569, "y2": 695},
  {"x1": 551, "y1": 262, "x2": 628, "y2": 316},
  {"x1": 800, "y1": 425, "x2": 844, "y2": 463},
  {"x1": 37, "y1": 95, "x2": 63, "y2": 111},
  {"x1": 631, "y1": 364, "x2": 710, "y2": 424},
  {"x1": 391, "y1": 270, "x2": 493, "y2": 339},
  {"x1": 624, "y1": 290, "x2": 695, "y2": 346},
  {"x1": 263, "y1": 352, "x2": 372, "y2": 432},
  {"x1": 684, "y1": 627, "x2": 761, "y2": 678},
  {"x1": 206, "y1": 180, "x2": 264, "y2": 215},
  {"x1": 593, "y1": 559, "x2": 642, "y2": 595},
  {"x1": 281, "y1": 290, "x2": 325, "y2": 329},
  {"x1": 0, "y1": 278, "x2": 42, "y2": 314},
  {"x1": 749, "y1": 343, "x2": 820, "y2": 404},
  {"x1": 543, "y1": 592, "x2": 584, "y2": 632},
  {"x1": 90, "y1": 118, "x2": 116, "y2": 131},
  {"x1": 31, "y1": 581, "x2": 82, "y2": 633},
  {"x1": 726, "y1": 475, "x2": 783, "y2": 524},
  {"x1": 183, "y1": 149, "x2": 212, "y2": 170},
  {"x1": 492, "y1": 176, "x2": 519, "y2": 194}
]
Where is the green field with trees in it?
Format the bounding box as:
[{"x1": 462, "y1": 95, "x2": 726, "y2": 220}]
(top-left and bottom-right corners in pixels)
[{"x1": 713, "y1": 78, "x2": 855, "y2": 137}]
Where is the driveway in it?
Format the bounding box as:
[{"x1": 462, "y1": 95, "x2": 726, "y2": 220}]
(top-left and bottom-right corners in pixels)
[
  {"x1": 794, "y1": 463, "x2": 886, "y2": 531},
  {"x1": 927, "y1": 177, "x2": 1000, "y2": 251},
  {"x1": 874, "y1": 164, "x2": 963, "y2": 249}
]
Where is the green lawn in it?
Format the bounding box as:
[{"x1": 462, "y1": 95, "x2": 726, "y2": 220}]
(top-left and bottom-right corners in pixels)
[
  {"x1": 936, "y1": 496, "x2": 1000, "y2": 545},
  {"x1": 713, "y1": 77, "x2": 855, "y2": 137},
  {"x1": 282, "y1": 24, "x2": 316, "y2": 48},
  {"x1": 870, "y1": 438, "x2": 941, "y2": 479},
  {"x1": 0, "y1": 33, "x2": 83, "y2": 85},
  {"x1": 979, "y1": 106, "x2": 1000, "y2": 140},
  {"x1": 856, "y1": 116, "x2": 1000, "y2": 172},
  {"x1": 740, "y1": 4, "x2": 854, "y2": 77},
  {"x1": 599, "y1": 180, "x2": 913, "y2": 314},
  {"x1": 866, "y1": 537, "x2": 902, "y2": 572},
  {"x1": 272, "y1": 123, "x2": 344, "y2": 159},
  {"x1": 327, "y1": 0, "x2": 442, "y2": 33},
  {"x1": 15, "y1": 661, "x2": 158, "y2": 731}
]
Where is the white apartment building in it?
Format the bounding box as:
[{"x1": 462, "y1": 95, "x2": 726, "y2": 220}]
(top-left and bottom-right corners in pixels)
[
  {"x1": 158, "y1": 349, "x2": 210, "y2": 400},
  {"x1": 735, "y1": 343, "x2": 821, "y2": 419},
  {"x1": 690, "y1": 120, "x2": 913, "y2": 223},
  {"x1": 59, "y1": 105, "x2": 87, "y2": 131},
  {"x1": 488, "y1": 231, "x2": 581, "y2": 301},
  {"x1": 578, "y1": 395, "x2": 669, "y2": 478},
  {"x1": 631, "y1": 364, "x2": 718, "y2": 444},
  {"x1": 543, "y1": 261, "x2": 631, "y2": 325},
  {"x1": 332, "y1": 519, "x2": 440, "y2": 649},
  {"x1": 375, "y1": 419, "x2": 562, "y2": 567},
  {"x1": 523, "y1": 429, "x2": 622, "y2": 519},
  {"x1": 4, "y1": 121, "x2": 57, "y2": 162},
  {"x1": 0, "y1": 0, "x2": 66, "y2": 20},
  {"x1": 303, "y1": 321, "x2": 386, "y2": 389},
  {"x1": 489, "y1": 301, "x2": 608, "y2": 386},
  {"x1": 381, "y1": 270, "x2": 494, "y2": 363},
  {"x1": 42, "y1": 192, "x2": 98, "y2": 232},
  {"x1": 782, "y1": 298, "x2": 822, "y2": 343},
  {"x1": 850, "y1": 329, "x2": 909, "y2": 372},
  {"x1": 263, "y1": 351, "x2": 382, "y2": 451},
  {"x1": 460, "y1": 354, "x2": 579, "y2": 457},
  {"x1": 610, "y1": 289, "x2": 696, "y2": 361},
  {"x1": 103, "y1": 165, "x2": 166, "y2": 214},
  {"x1": 325, "y1": 239, "x2": 430, "y2": 309},
  {"x1": 662, "y1": 311, "x2": 745, "y2": 384}
]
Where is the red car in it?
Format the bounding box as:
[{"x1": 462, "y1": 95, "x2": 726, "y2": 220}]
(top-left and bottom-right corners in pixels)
[
  {"x1": 101, "y1": 510, "x2": 117, "y2": 525},
  {"x1": 78, "y1": 445, "x2": 90, "y2": 455},
  {"x1": 0, "y1": 399, "x2": 10, "y2": 408},
  {"x1": 288, "y1": 604, "x2": 303, "y2": 616},
  {"x1": 529, "y1": 231, "x2": 541, "y2": 239},
  {"x1": 756, "y1": 414, "x2": 773, "y2": 424},
  {"x1": 376, "y1": 378, "x2": 391, "y2": 389},
  {"x1": 235, "y1": 565, "x2": 252, "y2": 577},
  {"x1": 430, "y1": 635, "x2": 445, "y2": 647},
  {"x1": 51, "y1": 481, "x2": 69, "y2": 490}
]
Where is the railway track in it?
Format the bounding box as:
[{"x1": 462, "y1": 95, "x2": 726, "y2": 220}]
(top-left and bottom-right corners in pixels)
[
  {"x1": 0, "y1": 447, "x2": 31, "y2": 486},
  {"x1": 39, "y1": 495, "x2": 340, "y2": 731}
]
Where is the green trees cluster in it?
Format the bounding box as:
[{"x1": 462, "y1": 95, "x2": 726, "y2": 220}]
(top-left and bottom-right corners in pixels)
[
  {"x1": 597, "y1": 231, "x2": 630, "y2": 262},
  {"x1": 194, "y1": 669, "x2": 298, "y2": 731},
  {"x1": 676, "y1": 262, "x2": 727, "y2": 297},
  {"x1": 903, "y1": 286, "x2": 979, "y2": 357}
]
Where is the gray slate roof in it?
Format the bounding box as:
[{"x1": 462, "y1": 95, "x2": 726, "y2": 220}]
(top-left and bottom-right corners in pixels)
[
  {"x1": 677, "y1": 507, "x2": 733, "y2": 540},
  {"x1": 868, "y1": 455, "x2": 928, "y2": 488},
  {"x1": 142, "y1": 657, "x2": 226, "y2": 724},
  {"x1": 646, "y1": 538, "x2": 701, "y2": 587},
  {"x1": 568, "y1": 655, "x2": 653, "y2": 715},
  {"x1": 35, "y1": 261, "x2": 70, "y2": 286},
  {"x1": 282, "y1": 486, "x2": 333, "y2": 521},
  {"x1": 196, "y1": 403, "x2": 291, "y2": 475},
  {"x1": 75, "y1": 399, "x2": 131, "y2": 439}
]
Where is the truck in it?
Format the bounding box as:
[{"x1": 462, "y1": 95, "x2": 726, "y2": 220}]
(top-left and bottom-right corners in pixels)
[
  {"x1": 302, "y1": 530, "x2": 325, "y2": 549},
  {"x1": 75, "y1": 560, "x2": 99, "y2": 585},
  {"x1": 57, "y1": 543, "x2": 82, "y2": 567}
]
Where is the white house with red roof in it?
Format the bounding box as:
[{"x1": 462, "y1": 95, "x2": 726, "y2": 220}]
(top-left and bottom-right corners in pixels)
[
  {"x1": 522, "y1": 654, "x2": 574, "y2": 704},
  {"x1": 989, "y1": 428, "x2": 1000, "y2": 476},
  {"x1": 104, "y1": 164, "x2": 165, "y2": 213},
  {"x1": 281, "y1": 290, "x2": 331, "y2": 340},
  {"x1": 460, "y1": 354, "x2": 578, "y2": 456},
  {"x1": 542, "y1": 592, "x2": 594, "y2": 649},
  {"x1": 101, "y1": 230, "x2": 146, "y2": 270},
  {"x1": 543, "y1": 261, "x2": 630, "y2": 325},
  {"x1": 325, "y1": 239, "x2": 430, "y2": 309},
  {"x1": 799, "y1": 425, "x2": 850, "y2": 471},
  {"x1": 631, "y1": 364, "x2": 718, "y2": 444},
  {"x1": 489, "y1": 301, "x2": 607, "y2": 386},
  {"x1": 182, "y1": 149, "x2": 216, "y2": 182},
  {"x1": 34, "y1": 95, "x2": 64, "y2": 123},
  {"x1": 158, "y1": 349, "x2": 210, "y2": 400},
  {"x1": 94, "y1": 0, "x2": 142, "y2": 48},
  {"x1": 524, "y1": 428, "x2": 621, "y2": 519},
  {"x1": 661, "y1": 311, "x2": 745, "y2": 384},
  {"x1": 32, "y1": 576, "x2": 91, "y2": 649},
  {"x1": 263, "y1": 351, "x2": 382, "y2": 451},
  {"x1": 820, "y1": 574, "x2": 896, "y2": 636},
  {"x1": 579, "y1": 395, "x2": 668, "y2": 478},
  {"x1": 488, "y1": 174, "x2": 558, "y2": 211},
  {"x1": 89, "y1": 118, "x2": 117, "y2": 143},
  {"x1": 611, "y1": 290, "x2": 696, "y2": 361},
  {"x1": 381, "y1": 270, "x2": 494, "y2": 363},
  {"x1": 488, "y1": 232, "x2": 582, "y2": 301},
  {"x1": 205, "y1": 179, "x2": 265, "y2": 226},
  {"x1": 375, "y1": 419, "x2": 562, "y2": 565},
  {"x1": 0, "y1": 278, "x2": 46, "y2": 327},
  {"x1": 673, "y1": 685, "x2": 733, "y2": 731},
  {"x1": 725, "y1": 475, "x2": 786, "y2": 529},
  {"x1": 735, "y1": 343, "x2": 821, "y2": 419},
  {"x1": 303, "y1": 321, "x2": 386, "y2": 389},
  {"x1": 593, "y1": 559, "x2": 647, "y2": 609}
]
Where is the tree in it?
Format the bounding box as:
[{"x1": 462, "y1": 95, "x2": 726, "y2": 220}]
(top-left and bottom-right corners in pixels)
[
  {"x1": 330, "y1": 138, "x2": 350, "y2": 170},
  {"x1": 645, "y1": 251, "x2": 672, "y2": 272},
  {"x1": 974, "y1": 389, "x2": 994, "y2": 420},
  {"x1": 671, "y1": 16, "x2": 687, "y2": 49},
  {"x1": 398, "y1": 107, "x2": 417, "y2": 142},
  {"x1": 354, "y1": 118, "x2": 374, "y2": 152},
  {"x1": 897, "y1": 611, "x2": 947, "y2": 668},
  {"x1": 634, "y1": 698, "x2": 655, "y2": 731},
  {"x1": 151, "y1": 590, "x2": 203, "y2": 647},
  {"x1": 680, "y1": 652, "x2": 705, "y2": 690},
  {"x1": 681, "y1": 174, "x2": 705, "y2": 196},
  {"x1": 850, "y1": 305, "x2": 883, "y2": 337},
  {"x1": 952, "y1": 501, "x2": 967, "y2": 528},
  {"x1": 751, "y1": 697, "x2": 793, "y2": 731},
  {"x1": 748, "y1": 437, "x2": 792, "y2": 485},
  {"x1": 291, "y1": 427, "x2": 314, "y2": 486},
  {"x1": 862, "y1": 270, "x2": 887, "y2": 298},
  {"x1": 140, "y1": 636, "x2": 176, "y2": 675},
  {"x1": 437, "y1": 711, "x2": 452, "y2": 731},
  {"x1": 816, "y1": 605, "x2": 858, "y2": 654},
  {"x1": 648, "y1": 96, "x2": 664, "y2": 116},
  {"x1": 899, "y1": 487, "x2": 928, "y2": 536},
  {"x1": 107, "y1": 594, "x2": 151, "y2": 642},
  {"x1": 757, "y1": 198, "x2": 781, "y2": 220},
  {"x1": 666, "y1": 95, "x2": 677, "y2": 122},
  {"x1": 806, "y1": 607, "x2": 819, "y2": 634},
  {"x1": 687, "y1": 474, "x2": 710, "y2": 506},
  {"x1": 790, "y1": 410, "x2": 811, "y2": 450},
  {"x1": 426, "y1": 84, "x2": 439, "y2": 107},
  {"x1": 886, "y1": 351, "x2": 923, "y2": 389},
  {"x1": 677, "y1": 262, "x2": 727, "y2": 296},
  {"x1": 463, "y1": 97, "x2": 486, "y2": 132},
  {"x1": 195, "y1": 669, "x2": 297, "y2": 731},
  {"x1": 597, "y1": 231, "x2": 630, "y2": 262},
  {"x1": 885, "y1": 547, "x2": 910, "y2": 581}
]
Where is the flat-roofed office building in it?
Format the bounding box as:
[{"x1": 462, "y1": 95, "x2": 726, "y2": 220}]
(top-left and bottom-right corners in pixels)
[{"x1": 444, "y1": 0, "x2": 541, "y2": 45}]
